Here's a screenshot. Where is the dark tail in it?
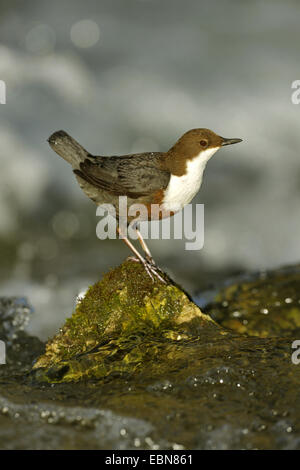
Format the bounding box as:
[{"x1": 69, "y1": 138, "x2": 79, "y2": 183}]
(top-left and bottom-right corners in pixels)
[{"x1": 48, "y1": 130, "x2": 90, "y2": 167}]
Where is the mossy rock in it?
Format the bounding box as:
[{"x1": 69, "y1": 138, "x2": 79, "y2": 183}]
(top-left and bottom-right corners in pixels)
[
  {"x1": 33, "y1": 259, "x2": 221, "y2": 383},
  {"x1": 206, "y1": 265, "x2": 300, "y2": 337}
]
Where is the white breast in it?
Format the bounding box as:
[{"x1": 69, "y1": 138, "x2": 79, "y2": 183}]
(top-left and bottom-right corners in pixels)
[{"x1": 162, "y1": 147, "x2": 219, "y2": 212}]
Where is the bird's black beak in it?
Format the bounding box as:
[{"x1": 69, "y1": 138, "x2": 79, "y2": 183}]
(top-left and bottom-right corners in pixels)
[{"x1": 221, "y1": 137, "x2": 243, "y2": 146}]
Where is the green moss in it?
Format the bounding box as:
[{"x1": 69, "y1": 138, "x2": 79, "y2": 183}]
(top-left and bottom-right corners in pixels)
[{"x1": 33, "y1": 259, "x2": 216, "y2": 383}]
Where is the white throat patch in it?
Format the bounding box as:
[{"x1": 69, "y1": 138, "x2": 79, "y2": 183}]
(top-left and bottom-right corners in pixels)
[{"x1": 162, "y1": 147, "x2": 219, "y2": 212}]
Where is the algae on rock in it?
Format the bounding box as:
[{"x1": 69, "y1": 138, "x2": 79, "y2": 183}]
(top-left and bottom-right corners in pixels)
[{"x1": 33, "y1": 259, "x2": 219, "y2": 383}]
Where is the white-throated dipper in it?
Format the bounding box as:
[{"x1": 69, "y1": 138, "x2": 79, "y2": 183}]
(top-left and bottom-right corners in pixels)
[{"x1": 48, "y1": 128, "x2": 242, "y2": 282}]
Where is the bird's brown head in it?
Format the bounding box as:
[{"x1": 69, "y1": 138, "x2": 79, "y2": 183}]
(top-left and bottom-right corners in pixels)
[{"x1": 164, "y1": 128, "x2": 242, "y2": 175}]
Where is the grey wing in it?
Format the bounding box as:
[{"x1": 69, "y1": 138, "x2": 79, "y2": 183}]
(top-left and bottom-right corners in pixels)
[{"x1": 73, "y1": 153, "x2": 170, "y2": 198}]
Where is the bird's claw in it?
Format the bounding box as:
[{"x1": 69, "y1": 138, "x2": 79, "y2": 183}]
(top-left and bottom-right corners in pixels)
[{"x1": 128, "y1": 256, "x2": 167, "y2": 284}]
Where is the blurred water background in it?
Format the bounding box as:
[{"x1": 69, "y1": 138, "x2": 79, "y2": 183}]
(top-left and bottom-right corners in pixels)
[{"x1": 0, "y1": 0, "x2": 300, "y2": 339}]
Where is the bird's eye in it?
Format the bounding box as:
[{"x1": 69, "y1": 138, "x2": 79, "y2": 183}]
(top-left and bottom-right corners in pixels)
[{"x1": 200, "y1": 139, "x2": 208, "y2": 148}]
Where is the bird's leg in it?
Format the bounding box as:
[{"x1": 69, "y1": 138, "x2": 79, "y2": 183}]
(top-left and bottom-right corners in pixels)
[
  {"x1": 133, "y1": 223, "x2": 155, "y2": 265},
  {"x1": 133, "y1": 223, "x2": 166, "y2": 282},
  {"x1": 116, "y1": 226, "x2": 145, "y2": 264},
  {"x1": 117, "y1": 226, "x2": 166, "y2": 284}
]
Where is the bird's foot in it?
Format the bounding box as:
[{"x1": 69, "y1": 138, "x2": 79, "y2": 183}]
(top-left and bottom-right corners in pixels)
[
  {"x1": 145, "y1": 254, "x2": 156, "y2": 266},
  {"x1": 127, "y1": 256, "x2": 167, "y2": 284},
  {"x1": 144, "y1": 259, "x2": 167, "y2": 284}
]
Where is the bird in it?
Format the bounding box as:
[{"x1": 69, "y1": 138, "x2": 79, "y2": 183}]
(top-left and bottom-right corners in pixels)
[{"x1": 48, "y1": 128, "x2": 242, "y2": 282}]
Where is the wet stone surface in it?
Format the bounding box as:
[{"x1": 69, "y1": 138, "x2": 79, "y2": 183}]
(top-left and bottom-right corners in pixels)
[
  {"x1": 198, "y1": 264, "x2": 300, "y2": 338},
  {"x1": 1, "y1": 262, "x2": 300, "y2": 449}
]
